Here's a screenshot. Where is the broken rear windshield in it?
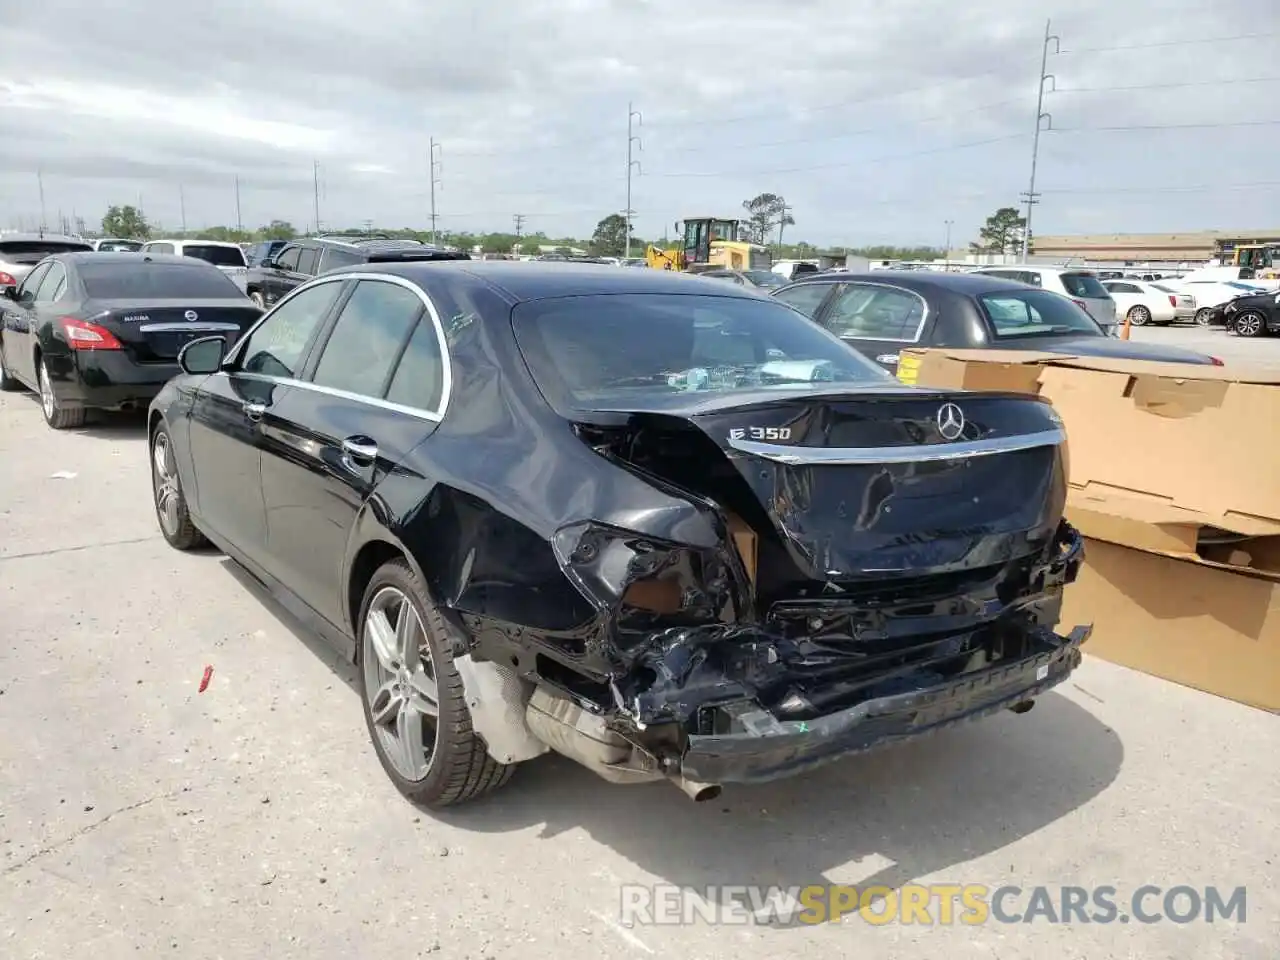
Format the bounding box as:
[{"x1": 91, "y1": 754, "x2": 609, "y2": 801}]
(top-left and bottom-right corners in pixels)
[{"x1": 512, "y1": 293, "x2": 892, "y2": 409}]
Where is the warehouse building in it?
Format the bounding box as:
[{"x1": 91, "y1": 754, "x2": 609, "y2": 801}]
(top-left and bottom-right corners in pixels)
[{"x1": 1031, "y1": 230, "x2": 1280, "y2": 264}]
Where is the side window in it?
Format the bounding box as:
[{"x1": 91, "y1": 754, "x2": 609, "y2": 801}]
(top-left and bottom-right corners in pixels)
[
  {"x1": 822, "y1": 283, "x2": 927, "y2": 342},
  {"x1": 772, "y1": 283, "x2": 832, "y2": 319},
  {"x1": 1021, "y1": 272, "x2": 1043, "y2": 287},
  {"x1": 35, "y1": 263, "x2": 66, "y2": 302},
  {"x1": 239, "y1": 282, "x2": 344, "y2": 378},
  {"x1": 310, "y1": 280, "x2": 424, "y2": 397},
  {"x1": 296, "y1": 247, "x2": 320, "y2": 276},
  {"x1": 1113, "y1": 282, "x2": 1141, "y2": 294},
  {"x1": 275, "y1": 246, "x2": 301, "y2": 272},
  {"x1": 385, "y1": 316, "x2": 447, "y2": 413},
  {"x1": 318, "y1": 247, "x2": 364, "y2": 272},
  {"x1": 147, "y1": 242, "x2": 175, "y2": 255},
  {"x1": 16, "y1": 263, "x2": 50, "y2": 301}
]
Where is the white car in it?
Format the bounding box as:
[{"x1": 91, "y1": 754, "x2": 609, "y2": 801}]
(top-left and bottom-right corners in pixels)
[
  {"x1": 1170, "y1": 279, "x2": 1268, "y2": 325},
  {"x1": 139, "y1": 239, "x2": 248, "y2": 292},
  {"x1": 1149, "y1": 282, "x2": 1197, "y2": 323},
  {"x1": 969, "y1": 266, "x2": 1118, "y2": 334},
  {"x1": 1102, "y1": 279, "x2": 1185, "y2": 326}
]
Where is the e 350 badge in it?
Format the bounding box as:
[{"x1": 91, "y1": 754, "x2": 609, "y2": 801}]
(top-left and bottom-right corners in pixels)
[{"x1": 729, "y1": 426, "x2": 792, "y2": 441}]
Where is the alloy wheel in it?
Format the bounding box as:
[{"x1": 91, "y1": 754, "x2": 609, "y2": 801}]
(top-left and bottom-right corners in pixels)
[
  {"x1": 1234, "y1": 312, "x2": 1264, "y2": 337},
  {"x1": 1194, "y1": 308, "x2": 1213, "y2": 326},
  {"x1": 38, "y1": 361, "x2": 55, "y2": 419},
  {"x1": 362, "y1": 586, "x2": 441, "y2": 781},
  {"x1": 1127, "y1": 305, "x2": 1150, "y2": 326},
  {"x1": 152, "y1": 433, "x2": 181, "y2": 537}
]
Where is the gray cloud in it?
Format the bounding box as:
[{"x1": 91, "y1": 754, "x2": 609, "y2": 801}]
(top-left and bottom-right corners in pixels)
[{"x1": 0, "y1": 0, "x2": 1276, "y2": 244}]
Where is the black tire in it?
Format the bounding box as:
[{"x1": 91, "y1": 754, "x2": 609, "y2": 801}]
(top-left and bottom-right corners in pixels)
[
  {"x1": 1233, "y1": 311, "x2": 1267, "y2": 338},
  {"x1": 1126, "y1": 305, "x2": 1151, "y2": 327},
  {"x1": 0, "y1": 342, "x2": 20, "y2": 392},
  {"x1": 249, "y1": 291, "x2": 265, "y2": 309},
  {"x1": 37, "y1": 358, "x2": 86, "y2": 429},
  {"x1": 1194, "y1": 307, "x2": 1214, "y2": 327},
  {"x1": 357, "y1": 558, "x2": 514, "y2": 807},
  {"x1": 150, "y1": 423, "x2": 208, "y2": 550}
]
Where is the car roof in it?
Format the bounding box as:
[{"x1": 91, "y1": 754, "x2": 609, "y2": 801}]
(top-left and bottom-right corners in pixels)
[
  {"x1": 54, "y1": 252, "x2": 219, "y2": 267},
  {"x1": 0, "y1": 232, "x2": 88, "y2": 244},
  {"x1": 333, "y1": 260, "x2": 766, "y2": 303},
  {"x1": 971, "y1": 264, "x2": 1095, "y2": 276},
  {"x1": 146, "y1": 238, "x2": 241, "y2": 248},
  {"x1": 783, "y1": 270, "x2": 1055, "y2": 296}
]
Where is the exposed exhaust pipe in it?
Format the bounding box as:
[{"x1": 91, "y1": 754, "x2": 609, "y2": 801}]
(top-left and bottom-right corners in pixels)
[
  {"x1": 671, "y1": 776, "x2": 722, "y2": 802},
  {"x1": 1009, "y1": 699, "x2": 1036, "y2": 715}
]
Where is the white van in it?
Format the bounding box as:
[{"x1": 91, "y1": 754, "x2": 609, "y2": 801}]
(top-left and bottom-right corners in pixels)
[{"x1": 139, "y1": 239, "x2": 249, "y2": 292}]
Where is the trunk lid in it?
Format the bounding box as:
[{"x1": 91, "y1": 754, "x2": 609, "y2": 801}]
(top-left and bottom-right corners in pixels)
[
  {"x1": 85, "y1": 298, "x2": 262, "y2": 363},
  {"x1": 585, "y1": 389, "x2": 1068, "y2": 581}
]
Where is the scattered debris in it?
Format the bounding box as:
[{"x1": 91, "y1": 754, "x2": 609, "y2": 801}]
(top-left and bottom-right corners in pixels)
[
  {"x1": 198, "y1": 666, "x2": 213, "y2": 693},
  {"x1": 49, "y1": 471, "x2": 77, "y2": 480}
]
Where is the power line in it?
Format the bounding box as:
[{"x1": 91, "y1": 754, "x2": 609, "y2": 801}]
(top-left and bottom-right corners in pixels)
[
  {"x1": 1058, "y1": 31, "x2": 1279, "y2": 54},
  {"x1": 647, "y1": 133, "x2": 1026, "y2": 179},
  {"x1": 1039, "y1": 180, "x2": 1280, "y2": 194},
  {"x1": 1051, "y1": 119, "x2": 1280, "y2": 131},
  {"x1": 1053, "y1": 76, "x2": 1280, "y2": 93}
]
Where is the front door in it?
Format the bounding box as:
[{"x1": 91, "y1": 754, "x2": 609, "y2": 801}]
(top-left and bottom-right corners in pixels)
[
  {"x1": 259, "y1": 278, "x2": 445, "y2": 627},
  {"x1": 187, "y1": 279, "x2": 347, "y2": 559},
  {"x1": 0, "y1": 261, "x2": 50, "y2": 386}
]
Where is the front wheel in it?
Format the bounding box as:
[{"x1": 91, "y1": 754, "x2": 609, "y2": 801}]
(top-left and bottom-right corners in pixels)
[
  {"x1": 1194, "y1": 307, "x2": 1214, "y2": 327},
  {"x1": 1126, "y1": 305, "x2": 1151, "y2": 327},
  {"x1": 37, "y1": 359, "x2": 85, "y2": 429},
  {"x1": 249, "y1": 291, "x2": 265, "y2": 309},
  {"x1": 1233, "y1": 311, "x2": 1267, "y2": 338},
  {"x1": 357, "y1": 559, "x2": 514, "y2": 807}
]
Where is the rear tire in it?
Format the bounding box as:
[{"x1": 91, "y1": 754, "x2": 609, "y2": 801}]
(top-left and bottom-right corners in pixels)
[
  {"x1": 37, "y1": 359, "x2": 86, "y2": 429},
  {"x1": 0, "y1": 343, "x2": 20, "y2": 392},
  {"x1": 250, "y1": 291, "x2": 265, "y2": 309},
  {"x1": 1233, "y1": 311, "x2": 1267, "y2": 338},
  {"x1": 150, "y1": 423, "x2": 207, "y2": 550},
  {"x1": 1194, "y1": 307, "x2": 1214, "y2": 327},
  {"x1": 357, "y1": 558, "x2": 515, "y2": 807},
  {"x1": 1126, "y1": 305, "x2": 1151, "y2": 327}
]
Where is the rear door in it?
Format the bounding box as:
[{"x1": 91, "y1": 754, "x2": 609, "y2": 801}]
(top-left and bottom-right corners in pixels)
[
  {"x1": 1, "y1": 261, "x2": 50, "y2": 385},
  {"x1": 262, "y1": 245, "x2": 302, "y2": 306},
  {"x1": 186, "y1": 280, "x2": 346, "y2": 559},
  {"x1": 811, "y1": 281, "x2": 932, "y2": 373},
  {"x1": 258, "y1": 277, "x2": 444, "y2": 625}
]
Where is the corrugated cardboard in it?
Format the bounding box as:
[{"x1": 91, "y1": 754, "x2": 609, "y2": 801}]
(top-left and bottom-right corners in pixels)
[
  {"x1": 902, "y1": 348, "x2": 1280, "y2": 529},
  {"x1": 727, "y1": 513, "x2": 757, "y2": 586},
  {"x1": 1060, "y1": 538, "x2": 1279, "y2": 713}
]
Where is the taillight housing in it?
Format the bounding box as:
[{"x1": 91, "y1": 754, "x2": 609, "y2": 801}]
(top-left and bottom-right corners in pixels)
[
  {"x1": 1168, "y1": 295, "x2": 1177, "y2": 308},
  {"x1": 59, "y1": 317, "x2": 123, "y2": 350},
  {"x1": 0, "y1": 272, "x2": 15, "y2": 287},
  {"x1": 1209, "y1": 356, "x2": 1225, "y2": 366}
]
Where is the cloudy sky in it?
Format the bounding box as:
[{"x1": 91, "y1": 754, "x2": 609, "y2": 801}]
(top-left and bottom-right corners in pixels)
[{"x1": 0, "y1": 0, "x2": 1276, "y2": 246}]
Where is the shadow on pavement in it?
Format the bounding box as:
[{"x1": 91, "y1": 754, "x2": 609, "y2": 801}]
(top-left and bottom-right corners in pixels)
[{"x1": 215, "y1": 551, "x2": 1124, "y2": 922}]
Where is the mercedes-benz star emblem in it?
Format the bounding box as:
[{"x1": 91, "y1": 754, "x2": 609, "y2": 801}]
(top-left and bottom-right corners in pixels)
[
  {"x1": 936, "y1": 402, "x2": 966, "y2": 441},
  {"x1": 184, "y1": 310, "x2": 199, "y2": 321}
]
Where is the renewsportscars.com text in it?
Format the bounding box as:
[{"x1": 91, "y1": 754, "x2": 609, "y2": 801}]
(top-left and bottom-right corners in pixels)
[{"x1": 619, "y1": 883, "x2": 1248, "y2": 927}]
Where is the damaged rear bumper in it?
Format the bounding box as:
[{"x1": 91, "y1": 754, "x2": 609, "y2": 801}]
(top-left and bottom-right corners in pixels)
[{"x1": 680, "y1": 624, "x2": 1092, "y2": 784}]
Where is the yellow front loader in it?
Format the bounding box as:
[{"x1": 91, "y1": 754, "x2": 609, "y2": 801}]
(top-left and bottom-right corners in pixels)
[{"x1": 645, "y1": 217, "x2": 772, "y2": 272}]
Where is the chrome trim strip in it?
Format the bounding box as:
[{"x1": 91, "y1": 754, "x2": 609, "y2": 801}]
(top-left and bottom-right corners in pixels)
[
  {"x1": 727, "y1": 427, "x2": 1066, "y2": 465},
  {"x1": 221, "y1": 271, "x2": 453, "y2": 421},
  {"x1": 139, "y1": 322, "x2": 242, "y2": 333}
]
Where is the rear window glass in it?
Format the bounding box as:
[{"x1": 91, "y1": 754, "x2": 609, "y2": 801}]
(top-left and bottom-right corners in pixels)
[
  {"x1": 97, "y1": 240, "x2": 142, "y2": 252},
  {"x1": 979, "y1": 291, "x2": 1102, "y2": 338},
  {"x1": 0, "y1": 240, "x2": 93, "y2": 257},
  {"x1": 512, "y1": 292, "x2": 892, "y2": 410},
  {"x1": 80, "y1": 262, "x2": 244, "y2": 299},
  {"x1": 744, "y1": 270, "x2": 785, "y2": 287},
  {"x1": 182, "y1": 244, "x2": 246, "y2": 267},
  {"x1": 319, "y1": 247, "x2": 365, "y2": 272},
  {"x1": 1060, "y1": 273, "x2": 1109, "y2": 298}
]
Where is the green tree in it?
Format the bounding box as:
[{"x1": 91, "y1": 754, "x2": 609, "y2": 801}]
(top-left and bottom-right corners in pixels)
[
  {"x1": 741, "y1": 193, "x2": 793, "y2": 245},
  {"x1": 259, "y1": 220, "x2": 297, "y2": 241},
  {"x1": 101, "y1": 205, "x2": 150, "y2": 239},
  {"x1": 589, "y1": 213, "x2": 630, "y2": 256},
  {"x1": 975, "y1": 207, "x2": 1026, "y2": 256},
  {"x1": 479, "y1": 232, "x2": 520, "y2": 254}
]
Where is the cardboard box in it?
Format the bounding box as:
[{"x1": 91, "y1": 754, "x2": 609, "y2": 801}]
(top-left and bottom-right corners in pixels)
[
  {"x1": 901, "y1": 348, "x2": 1280, "y2": 529},
  {"x1": 1061, "y1": 538, "x2": 1280, "y2": 713}
]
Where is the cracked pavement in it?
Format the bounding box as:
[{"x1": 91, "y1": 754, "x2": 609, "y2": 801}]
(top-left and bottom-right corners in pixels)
[{"x1": 1, "y1": 351, "x2": 1278, "y2": 959}]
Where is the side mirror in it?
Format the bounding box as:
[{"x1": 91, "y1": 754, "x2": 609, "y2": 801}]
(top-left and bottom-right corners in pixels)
[
  {"x1": 1, "y1": 286, "x2": 16, "y2": 300},
  {"x1": 178, "y1": 336, "x2": 227, "y2": 375}
]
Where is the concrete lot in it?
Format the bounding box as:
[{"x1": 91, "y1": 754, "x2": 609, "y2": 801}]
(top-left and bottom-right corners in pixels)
[{"x1": 2, "y1": 327, "x2": 1278, "y2": 959}]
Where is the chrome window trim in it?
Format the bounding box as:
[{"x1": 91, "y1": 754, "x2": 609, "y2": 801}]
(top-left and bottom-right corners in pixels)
[
  {"x1": 221, "y1": 271, "x2": 453, "y2": 422},
  {"x1": 824, "y1": 280, "x2": 930, "y2": 344},
  {"x1": 728, "y1": 427, "x2": 1066, "y2": 465}
]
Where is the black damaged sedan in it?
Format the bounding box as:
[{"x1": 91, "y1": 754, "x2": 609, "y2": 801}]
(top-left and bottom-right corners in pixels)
[
  {"x1": 0, "y1": 253, "x2": 262, "y2": 428},
  {"x1": 149, "y1": 262, "x2": 1090, "y2": 807}
]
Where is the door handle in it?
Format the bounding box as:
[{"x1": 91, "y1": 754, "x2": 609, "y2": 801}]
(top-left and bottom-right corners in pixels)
[
  {"x1": 242, "y1": 401, "x2": 266, "y2": 421},
  {"x1": 341, "y1": 437, "x2": 378, "y2": 463},
  {"x1": 876, "y1": 353, "x2": 900, "y2": 364}
]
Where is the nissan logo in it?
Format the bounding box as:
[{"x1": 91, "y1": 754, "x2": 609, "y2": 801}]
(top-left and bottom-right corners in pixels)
[
  {"x1": 184, "y1": 310, "x2": 199, "y2": 321},
  {"x1": 936, "y1": 402, "x2": 966, "y2": 441}
]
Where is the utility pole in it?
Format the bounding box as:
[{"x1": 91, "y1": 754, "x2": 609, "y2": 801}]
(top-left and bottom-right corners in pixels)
[
  {"x1": 1020, "y1": 19, "x2": 1058, "y2": 263},
  {"x1": 235, "y1": 175, "x2": 243, "y2": 233},
  {"x1": 776, "y1": 202, "x2": 793, "y2": 249},
  {"x1": 624, "y1": 102, "x2": 642, "y2": 258},
  {"x1": 362, "y1": 218, "x2": 374, "y2": 236},
  {"x1": 429, "y1": 138, "x2": 443, "y2": 244},
  {"x1": 944, "y1": 219, "x2": 954, "y2": 271},
  {"x1": 313, "y1": 160, "x2": 322, "y2": 235},
  {"x1": 513, "y1": 213, "x2": 525, "y2": 252},
  {"x1": 179, "y1": 184, "x2": 188, "y2": 235},
  {"x1": 36, "y1": 168, "x2": 47, "y2": 235}
]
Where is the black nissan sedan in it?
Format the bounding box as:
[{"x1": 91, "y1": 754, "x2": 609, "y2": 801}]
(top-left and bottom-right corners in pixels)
[
  {"x1": 0, "y1": 253, "x2": 262, "y2": 428},
  {"x1": 771, "y1": 271, "x2": 1222, "y2": 377},
  {"x1": 148, "y1": 262, "x2": 1090, "y2": 807}
]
